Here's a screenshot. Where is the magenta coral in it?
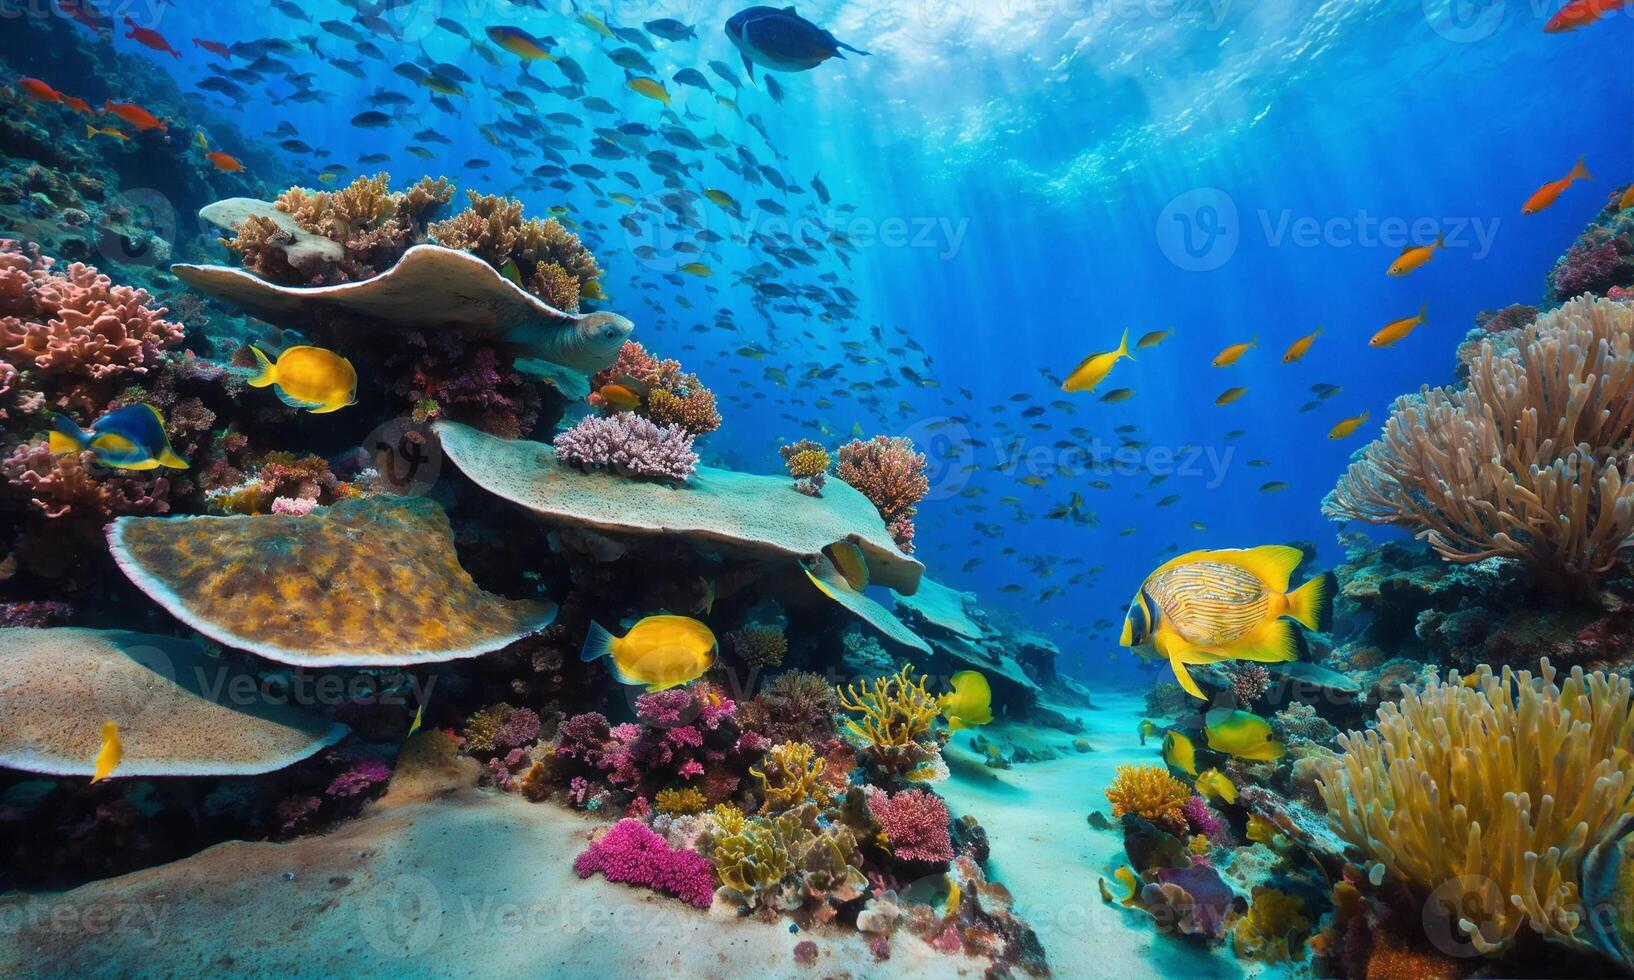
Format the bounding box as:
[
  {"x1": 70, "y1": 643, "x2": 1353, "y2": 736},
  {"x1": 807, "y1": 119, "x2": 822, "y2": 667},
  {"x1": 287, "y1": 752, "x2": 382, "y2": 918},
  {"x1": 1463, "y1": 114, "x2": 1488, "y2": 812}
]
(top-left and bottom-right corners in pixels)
[
  {"x1": 635, "y1": 688, "x2": 697, "y2": 728},
  {"x1": 326, "y1": 759, "x2": 392, "y2": 798},
  {"x1": 1181, "y1": 795, "x2": 1224, "y2": 838},
  {"x1": 553, "y1": 412, "x2": 697, "y2": 481},
  {"x1": 1553, "y1": 240, "x2": 1621, "y2": 300},
  {"x1": 494, "y1": 706, "x2": 542, "y2": 749},
  {"x1": 572, "y1": 818, "x2": 716, "y2": 908},
  {"x1": 867, "y1": 788, "x2": 954, "y2": 863},
  {"x1": 836, "y1": 436, "x2": 929, "y2": 552}
]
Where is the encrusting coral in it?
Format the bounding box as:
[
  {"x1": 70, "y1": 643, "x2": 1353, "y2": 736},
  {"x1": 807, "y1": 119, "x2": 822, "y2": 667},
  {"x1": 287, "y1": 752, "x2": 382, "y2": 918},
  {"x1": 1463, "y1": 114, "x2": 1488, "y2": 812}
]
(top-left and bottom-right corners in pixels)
[
  {"x1": 837, "y1": 435, "x2": 929, "y2": 552},
  {"x1": 1319, "y1": 659, "x2": 1634, "y2": 956},
  {"x1": 552, "y1": 412, "x2": 699, "y2": 481},
  {"x1": 1324, "y1": 296, "x2": 1634, "y2": 588},
  {"x1": 428, "y1": 190, "x2": 602, "y2": 312}
]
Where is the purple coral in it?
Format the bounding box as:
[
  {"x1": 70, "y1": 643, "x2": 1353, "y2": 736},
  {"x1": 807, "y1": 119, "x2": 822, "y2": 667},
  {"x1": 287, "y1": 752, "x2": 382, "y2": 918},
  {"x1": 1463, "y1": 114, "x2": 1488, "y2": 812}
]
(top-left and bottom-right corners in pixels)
[
  {"x1": 1181, "y1": 795, "x2": 1224, "y2": 838},
  {"x1": 572, "y1": 818, "x2": 716, "y2": 908},
  {"x1": 635, "y1": 688, "x2": 697, "y2": 728},
  {"x1": 495, "y1": 706, "x2": 542, "y2": 749},
  {"x1": 326, "y1": 759, "x2": 392, "y2": 798},
  {"x1": 552, "y1": 412, "x2": 697, "y2": 481},
  {"x1": 1552, "y1": 240, "x2": 1621, "y2": 300}
]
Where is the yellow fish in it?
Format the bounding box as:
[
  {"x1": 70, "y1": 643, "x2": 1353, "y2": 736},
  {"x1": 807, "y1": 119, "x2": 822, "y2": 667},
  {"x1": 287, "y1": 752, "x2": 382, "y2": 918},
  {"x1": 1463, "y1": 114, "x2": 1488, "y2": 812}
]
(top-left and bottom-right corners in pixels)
[
  {"x1": 1281, "y1": 326, "x2": 1322, "y2": 364},
  {"x1": 579, "y1": 12, "x2": 616, "y2": 38},
  {"x1": 87, "y1": 123, "x2": 129, "y2": 141},
  {"x1": 581, "y1": 615, "x2": 717, "y2": 692},
  {"x1": 1195, "y1": 768, "x2": 1238, "y2": 804},
  {"x1": 1370, "y1": 303, "x2": 1427, "y2": 348},
  {"x1": 407, "y1": 698, "x2": 427, "y2": 738},
  {"x1": 823, "y1": 541, "x2": 871, "y2": 591},
  {"x1": 91, "y1": 720, "x2": 121, "y2": 783},
  {"x1": 1136, "y1": 329, "x2": 1171, "y2": 350},
  {"x1": 1215, "y1": 386, "x2": 1248, "y2": 405},
  {"x1": 1328, "y1": 411, "x2": 1370, "y2": 440},
  {"x1": 50, "y1": 403, "x2": 188, "y2": 471},
  {"x1": 1161, "y1": 729, "x2": 1197, "y2": 776},
  {"x1": 1387, "y1": 232, "x2": 1443, "y2": 276},
  {"x1": 1137, "y1": 719, "x2": 1162, "y2": 745},
  {"x1": 704, "y1": 188, "x2": 741, "y2": 211},
  {"x1": 1621, "y1": 183, "x2": 1634, "y2": 212},
  {"x1": 1211, "y1": 337, "x2": 1256, "y2": 367},
  {"x1": 248, "y1": 344, "x2": 357, "y2": 414},
  {"x1": 1112, "y1": 866, "x2": 1142, "y2": 906},
  {"x1": 626, "y1": 77, "x2": 670, "y2": 104},
  {"x1": 941, "y1": 670, "x2": 992, "y2": 732},
  {"x1": 1120, "y1": 545, "x2": 1335, "y2": 700},
  {"x1": 1204, "y1": 708, "x2": 1286, "y2": 761},
  {"x1": 679, "y1": 262, "x2": 712, "y2": 277},
  {"x1": 1061, "y1": 329, "x2": 1133, "y2": 394}
]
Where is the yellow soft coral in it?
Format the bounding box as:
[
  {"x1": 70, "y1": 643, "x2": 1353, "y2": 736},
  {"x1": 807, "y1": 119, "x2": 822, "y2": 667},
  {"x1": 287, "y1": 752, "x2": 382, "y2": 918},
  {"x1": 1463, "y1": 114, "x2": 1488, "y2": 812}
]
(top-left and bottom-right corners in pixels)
[
  {"x1": 750, "y1": 741, "x2": 830, "y2": 812},
  {"x1": 710, "y1": 803, "x2": 746, "y2": 836},
  {"x1": 1104, "y1": 764, "x2": 1190, "y2": 833},
  {"x1": 1232, "y1": 887, "x2": 1310, "y2": 962},
  {"x1": 712, "y1": 808, "x2": 811, "y2": 907},
  {"x1": 836, "y1": 664, "x2": 940, "y2": 748},
  {"x1": 1320, "y1": 659, "x2": 1634, "y2": 956},
  {"x1": 654, "y1": 787, "x2": 707, "y2": 815}
]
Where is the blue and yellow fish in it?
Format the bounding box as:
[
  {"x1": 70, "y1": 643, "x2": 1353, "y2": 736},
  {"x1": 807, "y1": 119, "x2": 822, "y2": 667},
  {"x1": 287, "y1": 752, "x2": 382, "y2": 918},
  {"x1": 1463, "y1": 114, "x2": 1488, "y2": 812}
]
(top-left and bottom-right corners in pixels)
[{"x1": 50, "y1": 404, "x2": 188, "y2": 471}]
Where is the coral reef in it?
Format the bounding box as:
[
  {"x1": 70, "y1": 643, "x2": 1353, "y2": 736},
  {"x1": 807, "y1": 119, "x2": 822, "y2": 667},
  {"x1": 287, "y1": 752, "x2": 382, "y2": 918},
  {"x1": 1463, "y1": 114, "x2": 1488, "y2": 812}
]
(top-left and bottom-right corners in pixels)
[
  {"x1": 836, "y1": 664, "x2": 944, "y2": 776},
  {"x1": 428, "y1": 190, "x2": 602, "y2": 312},
  {"x1": 836, "y1": 435, "x2": 929, "y2": 552},
  {"x1": 1325, "y1": 296, "x2": 1634, "y2": 588},
  {"x1": 1106, "y1": 765, "x2": 1192, "y2": 835},
  {"x1": 573, "y1": 817, "x2": 716, "y2": 908},
  {"x1": 726, "y1": 624, "x2": 788, "y2": 669},
  {"x1": 781, "y1": 438, "x2": 831, "y2": 496},
  {"x1": 866, "y1": 788, "x2": 953, "y2": 863},
  {"x1": 551, "y1": 412, "x2": 699, "y2": 482},
  {"x1": 588, "y1": 340, "x2": 721, "y2": 437},
  {"x1": 1544, "y1": 195, "x2": 1633, "y2": 304}
]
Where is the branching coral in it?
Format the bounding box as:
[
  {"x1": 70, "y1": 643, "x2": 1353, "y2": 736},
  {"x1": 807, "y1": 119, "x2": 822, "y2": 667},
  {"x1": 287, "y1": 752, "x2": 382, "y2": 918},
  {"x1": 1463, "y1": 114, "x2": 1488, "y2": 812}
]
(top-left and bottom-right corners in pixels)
[
  {"x1": 780, "y1": 439, "x2": 831, "y2": 496},
  {"x1": 573, "y1": 818, "x2": 716, "y2": 908},
  {"x1": 654, "y1": 787, "x2": 708, "y2": 815},
  {"x1": 1106, "y1": 764, "x2": 1192, "y2": 835},
  {"x1": 1324, "y1": 296, "x2": 1634, "y2": 586},
  {"x1": 2, "y1": 443, "x2": 171, "y2": 519},
  {"x1": 589, "y1": 341, "x2": 721, "y2": 437},
  {"x1": 230, "y1": 174, "x2": 453, "y2": 284},
  {"x1": 1318, "y1": 659, "x2": 1634, "y2": 956},
  {"x1": 867, "y1": 788, "x2": 953, "y2": 863},
  {"x1": 751, "y1": 741, "x2": 831, "y2": 812},
  {"x1": 428, "y1": 190, "x2": 602, "y2": 312},
  {"x1": 836, "y1": 664, "x2": 942, "y2": 773},
  {"x1": 552, "y1": 412, "x2": 698, "y2": 481},
  {"x1": 727, "y1": 625, "x2": 788, "y2": 669},
  {"x1": 389, "y1": 332, "x2": 539, "y2": 439},
  {"x1": 1225, "y1": 663, "x2": 1271, "y2": 706},
  {"x1": 738, "y1": 671, "x2": 839, "y2": 745},
  {"x1": 836, "y1": 435, "x2": 929, "y2": 552}
]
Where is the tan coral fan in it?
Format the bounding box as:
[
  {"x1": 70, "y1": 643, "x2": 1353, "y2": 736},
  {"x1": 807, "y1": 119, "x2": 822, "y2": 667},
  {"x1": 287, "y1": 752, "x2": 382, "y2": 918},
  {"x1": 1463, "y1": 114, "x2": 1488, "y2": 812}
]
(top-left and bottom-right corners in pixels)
[
  {"x1": 433, "y1": 421, "x2": 923, "y2": 594},
  {"x1": 1318, "y1": 659, "x2": 1634, "y2": 956},
  {"x1": 0, "y1": 628, "x2": 346, "y2": 777},
  {"x1": 1325, "y1": 296, "x2": 1634, "y2": 583},
  {"x1": 107, "y1": 496, "x2": 556, "y2": 667}
]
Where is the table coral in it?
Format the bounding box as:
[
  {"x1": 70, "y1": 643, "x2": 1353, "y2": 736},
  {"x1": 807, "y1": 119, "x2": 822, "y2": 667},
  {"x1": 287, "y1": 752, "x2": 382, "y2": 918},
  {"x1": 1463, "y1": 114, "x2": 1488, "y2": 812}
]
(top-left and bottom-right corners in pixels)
[
  {"x1": 836, "y1": 435, "x2": 929, "y2": 552},
  {"x1": 552, "y1": 412, "x2": 698, "y2": 481},
  {"x1": 572, "y1": 818, "x2": 716, "y2": 908}
]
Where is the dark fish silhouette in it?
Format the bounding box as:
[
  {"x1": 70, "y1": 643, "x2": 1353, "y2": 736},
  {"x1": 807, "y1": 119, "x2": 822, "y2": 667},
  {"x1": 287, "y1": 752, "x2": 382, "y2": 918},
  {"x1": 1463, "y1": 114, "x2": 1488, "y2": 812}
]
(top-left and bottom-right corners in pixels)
[{"x1": 724, "y1": 6, "x2": 869, "y2": 78}]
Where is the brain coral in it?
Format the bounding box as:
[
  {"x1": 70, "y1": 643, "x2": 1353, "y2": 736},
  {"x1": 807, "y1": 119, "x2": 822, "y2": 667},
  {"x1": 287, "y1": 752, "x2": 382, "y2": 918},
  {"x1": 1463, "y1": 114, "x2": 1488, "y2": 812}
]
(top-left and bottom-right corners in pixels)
[
  {"x1": 107, "y1": 496, "x2": 557, "y2": 667},
  {"x1": 0, "y1": 628, "x2": 346, "y2": 777}
]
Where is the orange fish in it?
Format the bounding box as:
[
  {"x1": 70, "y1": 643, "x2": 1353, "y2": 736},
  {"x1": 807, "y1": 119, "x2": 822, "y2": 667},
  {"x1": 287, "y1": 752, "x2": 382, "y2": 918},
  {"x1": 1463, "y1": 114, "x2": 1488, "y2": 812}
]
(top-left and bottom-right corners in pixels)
[
  {"x1": 1620, "y1": 184, "x2": 1634, "y2": 212},
  {"x1": 1545, "y1": 0, "x2": 1632, "y2": 31},
  {"x1": 593, "y1": 383, "x2": 642, "y2": 412},
  {"x1": 205, "y1": 151, "x2": 246, "y2": 173},
  {"x1": 123, "y1": 17, "x2": 180, "y2": 58},
  {"x1": 103, "y1": 101, "x2": 166, "y2": 132},
  {"x1": 18, "y1": 77, "x2": 63, "y2": 104},
  {"x1": 1523, "y1": 156, "x2": 1592, "y2": 214},
  {"x1": 62, "y1": 95, "x2": 93, "y2": 115},
  {"x1": 193, "y1": 37, "x2": 231, "y2": 58}
]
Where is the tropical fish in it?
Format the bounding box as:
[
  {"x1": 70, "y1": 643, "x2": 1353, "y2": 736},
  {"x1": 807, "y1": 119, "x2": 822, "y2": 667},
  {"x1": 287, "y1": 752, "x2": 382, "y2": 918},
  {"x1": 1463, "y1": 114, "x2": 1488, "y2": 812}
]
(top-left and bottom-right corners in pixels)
[
  {"x1": 50, "y1": 404, "x2": 188, "y2": 470},
  {"x1": 1137, "y1": 719, "x2": 1163, "y2": 745},
  {"x1": 823, "y1": 541, "x2": 870, "y2": 591},
  {"x1": 1328, "y1": 411, "x2": 1370, "y2": 439},
  {"x1": 1259, "y1": 481, "x2": 1290, "y2": 493},
  {"x1": 1204, "y1": 708, "x2": 1286, "y2": 761},
  {"x1": 1370, "y1": 303, "x2": 1427, "y2": 348},
  {"x1": 1062, "y1": 329, "x2": 1133, "y2": 394},
  {"x1": 679, "y1": 262, "x2": 712, "y2": 276},
  {"x1": 1136, "y1": 329, "x2": 1171, "y2": 349},
  {"x1": 1523, "y1": 156, "x2": 1592, "y2": 214},
  {"x1": 1119, "y1": 545, "x2": 1335, "y2": 700},
  {"x1": 61, "y1": 95, "x2": 92, "y2": 115},
  {"x1": 90, "y1": 721, "x2": 121, "y2": 783},
  {"x1": 1545, "y1": 0, "x2": 1633, "y2": 32},
  {"x1": 102, "y1": 101, "x2": 165, "y2": 131},
  {"x1": 704, "y1": 188, "x2": 741, "y2": 211},
  {"x1": 1100, "y1": 388, "x2": 1135, "y2": 403},
  {"x1": 1387, "y1": 233, "x2": 1443, "y2": 276},
  {"x1": 193, "y1": 37, "x2": 232, "y2": 58},
  {"x1": 941, "y1": 670, "x2": 992, "y2": 732},
  {"x1": 1281, "y1": 326, "x2": 1322, "y2": 363},
  {"x1": 18, "y1": 76, "x2": 63, "y2": 103},
  {"x1": 1214, "y1": 386, "x2": 1248, "y2": 405},
  {"x1": 1161, "y1": 729, "x2": 1197, "y2": 776},
  {"x1": 645, "y1": 18, "x2": 697, "y2": 41},
  {"x1": 247, "y1": 345, "x2": 358, "y2": 414},
  {"x1": 1194, "y1": 768, "x2": 1238, "y2": 804},
  {"x1": 205, "y1": 151, "x2": 246, "y2": 173},
  {"x1": 486, "y1": 25, "x2": 556, "y2": 61},
  {"x1": 86, "y1": 123, "x2": 128, "y2": 141},
  {"x1": 626, "y1": 76, "x2": 670, "y2": 104},
  {"x1": 593, "y1": 382, "x2": 643, "y2": 412},
  {"x1": 1212, "y1": 337, "x2": 1256, "y2": 367},
  {"x1": 724, "y1": 5, "x2": 870, "y2": 78},
  {"x1": 407, "y1": 694, "x2": 429, "y2": 738},
  {"x1": 1621, "y1": 183, "x2": 1634, "y2": 211},
  {"x1": 123, "y1": 17, "x2": 180, "y2": 58},
  {"x1": 580, "y1": 615, "x2": 718, "y2": 692}
]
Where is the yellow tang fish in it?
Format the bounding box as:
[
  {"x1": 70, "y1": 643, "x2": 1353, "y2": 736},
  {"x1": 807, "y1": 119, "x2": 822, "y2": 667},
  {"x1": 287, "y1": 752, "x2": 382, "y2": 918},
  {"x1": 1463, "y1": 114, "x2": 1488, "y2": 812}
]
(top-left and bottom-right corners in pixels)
[
  {"x1": 1215, "y1": 386, "x2": 1248, "y2": 405},
  {"x1": 1281, "y1": 326, "x2": 1323, "y2": 363},
  {"x1": 626, "y1": 77, "x2": 670, "y2": 104},
  {"x1": 91, "y1": 720, "x2": 122, "y2": 783},
  {"x1": 1370, "y1": 303, "x2": 1427, "y2": 348},
  {"x1": 1161, "y1": 729, "x2": 1197, "y2": 776},
  {"x1": 1211, "y1": 337, "x2": 1256, "y2": 367},
  {"x1": 1195, "y1": 768, "x2": 1238, "y2": 804},
  {"x1": 941, "y1": 670, "x2": 992, "y2": 732},
  {"x1": 248, "y1": 344, "x2": 357, "y2": 414},
  {"x1": 1119, "y1": 545, "x2": 1335, "y2": 700},
  {"x1": 1061, "y1": 329, "x2": 1133, "y2": 394},
  {"x1": 1328, "y1": 411, "x2": 1370, "y2": 440},
  {"x1": 1387, "y1": 232, "x2": 1443, "y2": 276},
  {"x1": 1204, "y1": 708, "x2": 1286, "y2": 762},
  {"x1": 581, "y1": 615, "x2": 717, "y2": 692}
]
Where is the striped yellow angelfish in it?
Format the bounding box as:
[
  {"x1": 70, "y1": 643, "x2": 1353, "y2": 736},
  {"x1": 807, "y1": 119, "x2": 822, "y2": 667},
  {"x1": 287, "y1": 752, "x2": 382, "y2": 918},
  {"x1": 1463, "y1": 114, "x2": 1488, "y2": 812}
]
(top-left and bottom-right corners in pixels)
[{"x1": 1119, "y1": 545, "x2": 1334, "y2": 700}]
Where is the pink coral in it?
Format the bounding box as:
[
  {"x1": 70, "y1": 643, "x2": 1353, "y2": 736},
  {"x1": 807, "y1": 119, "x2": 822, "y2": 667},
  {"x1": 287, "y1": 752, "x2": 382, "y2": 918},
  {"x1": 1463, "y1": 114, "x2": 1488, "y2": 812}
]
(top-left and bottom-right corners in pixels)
[
  {"x1": 2, "y1": 442, "x2": 170, "y2": 520},
  {"x1": 1552, "y1": 240, "x2": 1621, "y2": 300},
  {"x1": 635, "y1": 688, "x2": 697, "y2": 728},
  {"x1": 553, "y1": 412, "x2": 697, "y2": 481},
  {"x1": 572, "y1": 818, "x2": 716, "y2": 908},
  {"x1": 392, "y1": 332, "x2": 539, "y2": 439},
  {"x1": 1181, "y1": 795, "x2": 1224, "y2": 838},
  {"x1": 326, "y1": 759, "x2": 392, "y2": 798},
  {"x1": 867, "y1": 788, "x2": 954, "y2": 863},
  {"x1": 836, "y1": 436, "x2": 929, "y2": 552},
  {"x1": 270, "y1": 495, "x2": 318, "y2": 516}
]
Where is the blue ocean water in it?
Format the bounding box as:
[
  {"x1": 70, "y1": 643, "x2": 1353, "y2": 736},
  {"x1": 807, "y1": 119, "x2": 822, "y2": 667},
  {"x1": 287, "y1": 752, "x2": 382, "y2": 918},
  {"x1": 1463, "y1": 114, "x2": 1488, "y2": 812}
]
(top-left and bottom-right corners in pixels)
[{"x1": 117, "y1": 0, "x2": 1634, "y2": 690}]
